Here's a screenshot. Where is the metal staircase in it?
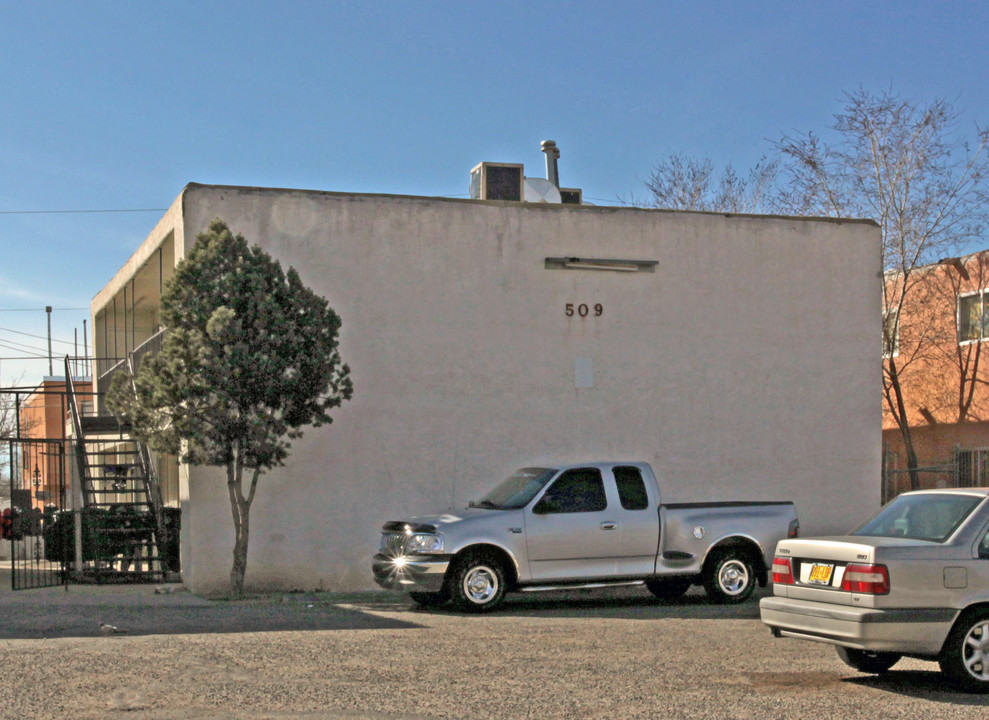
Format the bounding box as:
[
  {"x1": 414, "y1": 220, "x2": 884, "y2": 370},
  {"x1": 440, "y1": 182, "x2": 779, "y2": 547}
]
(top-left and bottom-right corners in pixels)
[{"x1": 65, "y1": 360, "x2": 170, "y2": 582}]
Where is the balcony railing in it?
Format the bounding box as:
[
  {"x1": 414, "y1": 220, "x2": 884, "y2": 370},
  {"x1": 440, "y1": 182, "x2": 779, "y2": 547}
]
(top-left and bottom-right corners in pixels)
[{"x1": 96, "y1": 329, "x2": 166, "y2": 413}]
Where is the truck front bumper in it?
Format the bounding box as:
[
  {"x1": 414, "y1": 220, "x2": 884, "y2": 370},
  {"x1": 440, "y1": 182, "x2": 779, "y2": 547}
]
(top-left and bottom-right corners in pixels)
[
  {"x1": 759, "y1": 595, "x2": 956, "y2": 657},
  {"x1": 372, "y1": 553, "x2": 451, "y2": 593}
]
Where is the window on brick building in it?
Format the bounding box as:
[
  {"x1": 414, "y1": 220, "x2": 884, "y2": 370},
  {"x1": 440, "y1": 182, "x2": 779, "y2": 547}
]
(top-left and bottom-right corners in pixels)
[
  {"x1": 883, "y1": 309, "x2": 899, "y2": 358},
  {"x1": 958, "y1": 291, "x2": 989, "y2": 343}
]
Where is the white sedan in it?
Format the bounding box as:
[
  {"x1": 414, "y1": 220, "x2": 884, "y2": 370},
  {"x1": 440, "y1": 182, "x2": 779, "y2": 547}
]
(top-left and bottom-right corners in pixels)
[{"x1": 760, "y1": 488, "x2": 989, "y2": 692}]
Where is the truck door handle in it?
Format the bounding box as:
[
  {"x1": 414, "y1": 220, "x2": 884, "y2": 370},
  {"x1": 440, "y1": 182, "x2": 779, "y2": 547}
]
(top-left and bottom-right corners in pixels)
[{"x1": 600, "y1": 522, "x2": 617, "y2": 530}]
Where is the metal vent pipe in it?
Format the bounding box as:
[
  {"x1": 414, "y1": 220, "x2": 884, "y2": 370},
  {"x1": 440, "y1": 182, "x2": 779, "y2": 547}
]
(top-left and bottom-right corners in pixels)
[{"x1": 541, "y1": 140, "x2": 560, "y2": 188}]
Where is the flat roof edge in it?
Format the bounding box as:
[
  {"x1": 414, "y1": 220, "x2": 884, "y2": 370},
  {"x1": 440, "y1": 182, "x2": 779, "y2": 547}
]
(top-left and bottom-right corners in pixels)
[{"x1": 181, "y1": 182, "x2": 879, "y2": 227}]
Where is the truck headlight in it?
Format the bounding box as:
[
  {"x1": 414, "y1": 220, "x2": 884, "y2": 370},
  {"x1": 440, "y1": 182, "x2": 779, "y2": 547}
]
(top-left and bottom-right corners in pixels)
[{"x1": 405, "y1": 533, "x2": 444, "y2": 554}]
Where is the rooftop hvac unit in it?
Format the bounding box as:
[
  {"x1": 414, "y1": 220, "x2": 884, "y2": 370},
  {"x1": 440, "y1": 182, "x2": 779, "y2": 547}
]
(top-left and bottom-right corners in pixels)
[
  {"x1": 559, "y1": 188, "x2": 582, "y2": 205},
  {"x1": 470, "y1": 162, "x2": 524, "y2": 201}
]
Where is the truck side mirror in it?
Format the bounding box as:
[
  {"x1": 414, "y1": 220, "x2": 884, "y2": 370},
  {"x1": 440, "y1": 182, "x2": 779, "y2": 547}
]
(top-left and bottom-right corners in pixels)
[{"x1": 533, "y1": 498, "x2": 558, "y2": 515}]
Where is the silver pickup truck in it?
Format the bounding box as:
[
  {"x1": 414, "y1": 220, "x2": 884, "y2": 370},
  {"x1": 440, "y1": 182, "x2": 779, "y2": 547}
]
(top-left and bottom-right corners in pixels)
[
  {"x1": 759, "y1": 488, "x2": 989, "y2": 692},
  {"x1": 372, "y1": 462, "x2": 799, "y2": 612}
]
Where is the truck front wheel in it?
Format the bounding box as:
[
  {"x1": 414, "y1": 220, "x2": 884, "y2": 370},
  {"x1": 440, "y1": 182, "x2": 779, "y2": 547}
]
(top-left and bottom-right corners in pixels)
[
  {"x1": 703, "y1": 549, "x2": 756, "y2": 604},
  {"x1": 449, "y1": 553, "x2": 507, "y2": 612}
]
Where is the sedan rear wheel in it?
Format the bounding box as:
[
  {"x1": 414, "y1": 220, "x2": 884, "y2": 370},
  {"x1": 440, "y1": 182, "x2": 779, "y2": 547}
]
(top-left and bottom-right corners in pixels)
[{"x1": 939, "y1": 609, "x2": 989, "y2": 693}]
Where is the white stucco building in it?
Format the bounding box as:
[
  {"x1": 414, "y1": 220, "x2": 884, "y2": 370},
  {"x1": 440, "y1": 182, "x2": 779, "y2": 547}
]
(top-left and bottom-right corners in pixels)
[{"x1": 92, "y1": 181, "x2": 881, "y2": 594}]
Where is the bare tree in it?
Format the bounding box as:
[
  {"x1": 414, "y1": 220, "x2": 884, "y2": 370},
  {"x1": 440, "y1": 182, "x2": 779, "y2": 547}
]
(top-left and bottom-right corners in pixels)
[
  {"x1": 641, "y1": 89, "x2": 989, "y2": 490},
  {"x1": 0, "y1": 391, "x2": 14, "y2": 489},
  {"x1": 642, "y1": 153, "x2": 778, "y2": 213},
  {"x1": 917, "y1": 254, "x2": 989, "y2": 426},
  {"x1": 774, "y1": 88, "x2": 989, "y2": 490},
  {"x1": 0, "y1": 382, "x2": 29, "y2": 490},
  {"x1": 0, "y1": 392, "x2": 15, "y2": 440}
]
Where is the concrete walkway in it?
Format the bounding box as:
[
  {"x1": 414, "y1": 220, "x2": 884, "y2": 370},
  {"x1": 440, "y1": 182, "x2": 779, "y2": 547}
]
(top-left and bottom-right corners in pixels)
[{"x1": 0, "y1": 563, "x2": 406, "y2": 640}]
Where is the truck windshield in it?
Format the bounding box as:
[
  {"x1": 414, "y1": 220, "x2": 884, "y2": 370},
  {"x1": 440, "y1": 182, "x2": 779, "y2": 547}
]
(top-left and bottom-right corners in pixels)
[
  {"x1": 851, "y1": 493, "x2": 984, "y2": 543},
  {"x1": 471, "y1": 468, "x2": 557, "y2": 510}
]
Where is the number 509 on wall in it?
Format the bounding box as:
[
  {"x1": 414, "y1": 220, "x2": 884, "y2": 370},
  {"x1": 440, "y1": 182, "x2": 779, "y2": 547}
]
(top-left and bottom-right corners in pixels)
[{"x1": 565, "y1": 303, "x2": 603, "y2": 318}]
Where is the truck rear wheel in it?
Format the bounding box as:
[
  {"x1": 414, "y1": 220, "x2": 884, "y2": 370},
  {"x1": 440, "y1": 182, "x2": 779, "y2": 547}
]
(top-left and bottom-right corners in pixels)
[
  {"x1": 939, "y1": 609, "x2": 989, "y2": 692},
  {"x1": 449, "y1": 553, "x2": 507, "y2": 612},
  {"x1": 703, "y1": 549, "x2": 756, "y2": 604}
]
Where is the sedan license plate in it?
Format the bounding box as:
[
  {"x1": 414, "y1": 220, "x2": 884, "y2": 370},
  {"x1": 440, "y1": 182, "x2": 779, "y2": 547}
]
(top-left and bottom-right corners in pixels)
[{"x1": 808, "y1": 563, "x2": 834, "y2": 585}]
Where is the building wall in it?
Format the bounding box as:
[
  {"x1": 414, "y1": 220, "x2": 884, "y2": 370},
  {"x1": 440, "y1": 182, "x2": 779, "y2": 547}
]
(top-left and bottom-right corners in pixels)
[
  {"x1": 17, "y1": 380, "x2": 91, "y2": 509},
  {"x1": 882, "y1": 252, "x2": 989, "y2": 489},
  {"x1": 882, "y1": 422, "x2": 989, "y2": 501},
  {"x1": 883, "y1": 253, "x2": 989, "y2": 433},
  {"x1": 98, "y1": 183, "x2": 882, "y2": 594}
]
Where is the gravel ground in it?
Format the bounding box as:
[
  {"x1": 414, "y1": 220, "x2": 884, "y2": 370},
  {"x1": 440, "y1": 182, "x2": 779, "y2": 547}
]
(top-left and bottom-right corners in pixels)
[{"x1": 0, "y1": 575, "x2": 986, "y2": 719}]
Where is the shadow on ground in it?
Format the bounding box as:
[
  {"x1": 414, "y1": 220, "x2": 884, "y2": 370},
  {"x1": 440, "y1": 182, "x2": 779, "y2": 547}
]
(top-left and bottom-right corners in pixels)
[
  {"x1": 348, "y1": 584, "x2": 767, "y2": 621},
  {"x1": 0, "y1": 597, "x2": 425, "y2": 640},
  {"x1": 844, "y1": 670, "x2": 989, "y2": 705},
  {"x1": 0, "y1": 569, "x2": 424, "y2": 639},
  {"x1": 0, "y1": 567, "x2": 766, "y2": 639}
]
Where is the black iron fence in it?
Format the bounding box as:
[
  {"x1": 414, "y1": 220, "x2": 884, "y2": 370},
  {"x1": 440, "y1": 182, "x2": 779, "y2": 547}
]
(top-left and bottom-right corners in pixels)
[{"x1": 4, "y1": 439, "x2": 69, "y2": 590}]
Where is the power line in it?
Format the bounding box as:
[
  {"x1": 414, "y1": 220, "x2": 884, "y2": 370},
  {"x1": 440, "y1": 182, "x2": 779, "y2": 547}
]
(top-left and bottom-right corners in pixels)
[
  {"x1": 0, "y1": 325, "x2": 84, "y2": 347},
  {"x1": 0, "y1": 339, "x2": 50, "y2": 356},
  {"x1": 0, "y1": 308, "x2": 89, "y2": 312}
]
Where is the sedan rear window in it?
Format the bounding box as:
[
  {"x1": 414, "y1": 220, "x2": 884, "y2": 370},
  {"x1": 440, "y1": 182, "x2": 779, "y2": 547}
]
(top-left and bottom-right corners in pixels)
[{"x1": 852, "y1": 493, "x2": 984, "y2": 542}]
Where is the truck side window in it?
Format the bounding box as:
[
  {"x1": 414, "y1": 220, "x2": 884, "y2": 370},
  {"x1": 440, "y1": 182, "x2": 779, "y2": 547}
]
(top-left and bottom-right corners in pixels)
[
  {"x1": 614, "y1": 466, "x2": 648, "y2": 510},
  {"x1": 536, "y1": 468, "x2": 606, "y2": 514}
]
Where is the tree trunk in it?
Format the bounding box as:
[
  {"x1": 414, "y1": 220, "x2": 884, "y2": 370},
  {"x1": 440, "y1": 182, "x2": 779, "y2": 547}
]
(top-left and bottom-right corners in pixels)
[
  {"x1": 229, "y1": 495, "x2": 249, "y2": 596},
  {"x1": 227, "y1": 446, "x2": 248, "y2": 596},
  {"x1": 226, "y1": 444, "x2": 262, "y2": 596},
  {"x1": 885, "y1": 357, "x2": 921, "y2": 491}
]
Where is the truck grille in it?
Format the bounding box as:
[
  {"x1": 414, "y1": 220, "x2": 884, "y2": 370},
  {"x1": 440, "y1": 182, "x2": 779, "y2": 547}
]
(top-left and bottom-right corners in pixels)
[{"x1": 380, "y1": 533, "x2": 405, "y2": 555}]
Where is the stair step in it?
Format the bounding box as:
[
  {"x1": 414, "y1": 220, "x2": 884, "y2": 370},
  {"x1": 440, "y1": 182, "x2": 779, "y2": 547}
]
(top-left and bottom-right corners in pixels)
[
  {"x1": 80, "y1": 416, "x2": 124, "y2": 433},
  {"x1": 89, "y1": 502, "x2": 151, "y2": 512},
  {"x1": 86, "y1": 490, "x2": 146, "y2": 496},
  {"x1": 92, "y1": 527, "x2": 154, "y2": 534}
]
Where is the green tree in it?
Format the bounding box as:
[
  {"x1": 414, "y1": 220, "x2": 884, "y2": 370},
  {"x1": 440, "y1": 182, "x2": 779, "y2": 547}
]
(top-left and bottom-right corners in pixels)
[{"x1": 107, "y1": 219, "x2": 353, "y2": 594}]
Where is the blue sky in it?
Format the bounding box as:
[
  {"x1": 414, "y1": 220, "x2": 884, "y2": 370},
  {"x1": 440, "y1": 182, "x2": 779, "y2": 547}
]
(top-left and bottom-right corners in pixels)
[{"x1": 2, "y1": 1, "x2": 989, "y2": 385}]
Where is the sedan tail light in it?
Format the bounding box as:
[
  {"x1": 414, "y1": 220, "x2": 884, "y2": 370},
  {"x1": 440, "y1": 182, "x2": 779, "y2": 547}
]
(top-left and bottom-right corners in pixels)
[
  {"x1": 841, "y1": 564, "x2": 890, "y2": 595},
  {"x1": 771, "y1": 557, "x2": 794, "y2": 585}
]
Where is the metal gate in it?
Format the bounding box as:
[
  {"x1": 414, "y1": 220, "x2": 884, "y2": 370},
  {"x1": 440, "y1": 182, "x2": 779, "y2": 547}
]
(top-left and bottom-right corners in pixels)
[{"x1": 4, "y1": 439, "x2": 69, "y2": 590}]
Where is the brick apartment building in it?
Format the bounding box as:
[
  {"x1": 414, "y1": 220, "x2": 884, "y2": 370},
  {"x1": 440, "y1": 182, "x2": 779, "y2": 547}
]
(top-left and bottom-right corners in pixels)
[{"x1": 883, "y1": 249, "x2": 989, "y2": 496}]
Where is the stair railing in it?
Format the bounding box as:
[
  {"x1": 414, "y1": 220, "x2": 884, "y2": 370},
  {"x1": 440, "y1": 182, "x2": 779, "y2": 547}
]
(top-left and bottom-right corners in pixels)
[
  {"x1": 64, "y1": 356, "x2": 93, "y2": 507},
  {"x1": 125, "y1": 350, "x2": 167, "y2": 567}
]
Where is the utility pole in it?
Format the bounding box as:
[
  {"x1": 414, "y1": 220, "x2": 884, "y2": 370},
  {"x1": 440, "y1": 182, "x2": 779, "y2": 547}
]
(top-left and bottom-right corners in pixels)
[{"x1": 46, "y1": 305, "x2": 53, "y2": 376}]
